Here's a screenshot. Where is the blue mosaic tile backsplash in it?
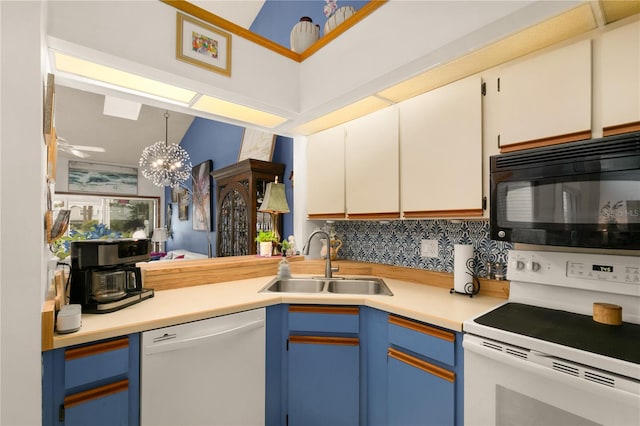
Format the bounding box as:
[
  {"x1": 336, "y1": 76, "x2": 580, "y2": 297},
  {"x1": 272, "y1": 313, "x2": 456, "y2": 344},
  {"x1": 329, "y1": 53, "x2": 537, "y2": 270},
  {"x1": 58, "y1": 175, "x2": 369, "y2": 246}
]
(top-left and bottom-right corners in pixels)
[{"x1": 330, "y1": 219, "x2": 512, "y2": 277}]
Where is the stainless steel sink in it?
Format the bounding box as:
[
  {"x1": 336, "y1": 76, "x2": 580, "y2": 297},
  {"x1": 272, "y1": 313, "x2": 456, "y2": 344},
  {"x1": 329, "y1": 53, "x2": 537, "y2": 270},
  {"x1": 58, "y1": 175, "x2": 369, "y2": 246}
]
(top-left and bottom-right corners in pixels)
[
  {"x1": 260, "y1": 277, "x2": 392, "y2": 296},
  {"x1": 326, "y1": 279, "x2": 393, "y2": 296},
  {"x1": 264, "y1": 278, "x2": 325, "y2": 293}
]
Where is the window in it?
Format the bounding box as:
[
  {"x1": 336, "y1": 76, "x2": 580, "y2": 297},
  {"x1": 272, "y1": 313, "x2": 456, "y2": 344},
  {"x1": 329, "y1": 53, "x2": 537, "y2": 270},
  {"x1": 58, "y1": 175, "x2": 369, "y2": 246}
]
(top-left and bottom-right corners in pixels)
[{"x1": 53, "y1": 192, "x2": 159, "y2": 240}]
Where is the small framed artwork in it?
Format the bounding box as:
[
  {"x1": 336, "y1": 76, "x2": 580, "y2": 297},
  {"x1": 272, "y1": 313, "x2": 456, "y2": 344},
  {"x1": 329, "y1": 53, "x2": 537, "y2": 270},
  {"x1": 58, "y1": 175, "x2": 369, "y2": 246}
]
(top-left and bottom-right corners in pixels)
[
  {"x1": 191, "y1": 160, "x2": 213, "y2": 231},
  {"x1": 176, "y1": 12, "x2": 231, "y2": 77},
  {"x1": 166, "y1": 203, "x2": 173, "y2": 237},
  {"x1": 238, "y1": 128, "x2": 276, "y2": 162},
  {"x1": 178, "y1": 195, "x2": 189, "y2": 221},
  {"x1": 171, "y1": 187, "x2": 182, "y2": 203}
]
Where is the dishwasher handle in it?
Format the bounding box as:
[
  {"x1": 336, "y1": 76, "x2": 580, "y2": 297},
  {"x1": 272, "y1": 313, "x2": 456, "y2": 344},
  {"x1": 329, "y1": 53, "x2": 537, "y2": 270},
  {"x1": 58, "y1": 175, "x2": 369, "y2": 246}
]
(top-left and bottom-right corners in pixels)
[{"x1": 144, "y1": 319, "x2": 265, "y2": 356}]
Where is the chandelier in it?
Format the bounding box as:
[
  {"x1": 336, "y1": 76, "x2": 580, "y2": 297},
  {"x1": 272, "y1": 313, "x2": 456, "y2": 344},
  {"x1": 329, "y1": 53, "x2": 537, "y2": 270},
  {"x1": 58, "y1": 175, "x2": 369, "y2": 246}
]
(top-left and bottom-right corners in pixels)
[{"x1": 139, "y1": 111, "x2": 192, "y2": 188}]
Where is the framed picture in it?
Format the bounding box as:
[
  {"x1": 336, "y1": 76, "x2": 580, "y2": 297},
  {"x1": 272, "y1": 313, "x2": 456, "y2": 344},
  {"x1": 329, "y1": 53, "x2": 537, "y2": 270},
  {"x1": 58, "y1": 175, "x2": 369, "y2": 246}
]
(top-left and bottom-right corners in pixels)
[
  {"x1": 166, "y1": 203, "x2": 173, "y2": 238},
  {"x1": 191, "y1": 160, "x2": 213, "y2": 231},
  {"x1": 68, "y1": 161, "x2": 138, "y2": 194},
  {"x1": 238, "y1": 128, "x2": 276, "y2": 162},
  {"x1": 171, "y1": 187, "x2": 181, "y2": 203},
  {"x1": 178, "y1": 195, "x2": 189, "y2": 221},
  {"x1": 176, "y1": 187, "x2": 189, "y2": 221},
  {"x1": 176, "y1": 12, "x2": 231, "y2": 77},
  {"x1": 43, "y1": 73, "x2": 55, "y2": 145}
]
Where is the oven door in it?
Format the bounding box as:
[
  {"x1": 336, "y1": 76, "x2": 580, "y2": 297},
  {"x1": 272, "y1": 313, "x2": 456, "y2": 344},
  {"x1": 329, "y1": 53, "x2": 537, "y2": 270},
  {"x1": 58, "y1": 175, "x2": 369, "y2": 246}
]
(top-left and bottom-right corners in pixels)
[{"x1": 463, "y1": 334, "x2": 640, "y2": 426}]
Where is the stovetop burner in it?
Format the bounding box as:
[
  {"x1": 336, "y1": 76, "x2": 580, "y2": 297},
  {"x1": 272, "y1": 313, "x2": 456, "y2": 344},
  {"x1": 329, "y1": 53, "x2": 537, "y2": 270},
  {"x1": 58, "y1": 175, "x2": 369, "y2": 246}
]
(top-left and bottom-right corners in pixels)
[{"x1": 474, "y1": 302, "x2": 640, "y2": 364}]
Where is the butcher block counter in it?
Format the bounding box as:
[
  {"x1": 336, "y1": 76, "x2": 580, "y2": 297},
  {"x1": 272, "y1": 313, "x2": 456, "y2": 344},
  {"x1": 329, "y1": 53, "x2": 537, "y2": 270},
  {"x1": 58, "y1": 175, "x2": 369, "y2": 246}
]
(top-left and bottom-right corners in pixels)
[{"x1": 42, "y1": 256, "x2": 509, "y2": 350}]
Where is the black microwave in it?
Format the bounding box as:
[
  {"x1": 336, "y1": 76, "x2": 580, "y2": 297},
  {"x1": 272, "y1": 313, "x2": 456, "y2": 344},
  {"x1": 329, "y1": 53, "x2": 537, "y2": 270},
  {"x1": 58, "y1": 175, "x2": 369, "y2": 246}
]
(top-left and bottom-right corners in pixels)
[{"x1": 490, "y1": 131, "x2": 640, "y2": 250}]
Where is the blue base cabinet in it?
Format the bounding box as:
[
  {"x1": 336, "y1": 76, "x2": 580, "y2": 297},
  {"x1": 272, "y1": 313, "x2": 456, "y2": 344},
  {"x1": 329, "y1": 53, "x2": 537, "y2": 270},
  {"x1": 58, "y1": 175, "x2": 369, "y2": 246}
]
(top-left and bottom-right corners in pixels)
[
  {"x1": 266, "y1": 305, "x2": 464, "y2": 426},
  {"x1": 42, "y1": 333, "x2": 140, "y2": 426},
  {"x1": 266, "y1": 304, "x2": 362, "y2": 426},
  {"x1": 288, "y1": 336, "x2": 360, "y2": 426},
  {"x1": 387, "y1": 314, "x2": 463, "y2": 426},
  {"x1": 287, "y1": 305, "x2": 361, "y2": 426}
]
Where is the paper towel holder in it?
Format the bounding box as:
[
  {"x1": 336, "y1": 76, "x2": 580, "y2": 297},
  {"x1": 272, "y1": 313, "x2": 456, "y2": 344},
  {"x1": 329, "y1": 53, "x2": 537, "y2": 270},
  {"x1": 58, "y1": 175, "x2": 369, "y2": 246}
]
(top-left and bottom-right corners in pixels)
[{"x1": 450, "y1": 256, "x2": 481, "y2": 297}]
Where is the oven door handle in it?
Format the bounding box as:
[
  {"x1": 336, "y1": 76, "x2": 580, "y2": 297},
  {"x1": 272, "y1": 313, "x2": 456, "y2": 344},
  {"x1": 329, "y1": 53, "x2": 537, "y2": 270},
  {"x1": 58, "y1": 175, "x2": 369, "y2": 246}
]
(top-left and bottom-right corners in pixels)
[{"x1": 463, "y1": 336, "x2": 640, "y2": 402}]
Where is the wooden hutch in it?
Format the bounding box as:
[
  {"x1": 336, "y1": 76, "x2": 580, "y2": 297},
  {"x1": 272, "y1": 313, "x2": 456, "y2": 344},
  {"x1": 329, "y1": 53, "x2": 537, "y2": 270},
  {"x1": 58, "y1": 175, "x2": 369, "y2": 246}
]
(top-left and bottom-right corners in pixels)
[{"x1": 211, "y1": 159, "x2": 285, "y2": 256}]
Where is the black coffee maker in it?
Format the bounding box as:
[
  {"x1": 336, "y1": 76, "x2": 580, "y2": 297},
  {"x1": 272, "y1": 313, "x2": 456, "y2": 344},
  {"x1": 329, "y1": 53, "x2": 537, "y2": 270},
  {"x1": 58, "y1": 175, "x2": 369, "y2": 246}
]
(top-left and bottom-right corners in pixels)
[{"x1": 70, "y1": 239, "x2": 154, "y2": 313}]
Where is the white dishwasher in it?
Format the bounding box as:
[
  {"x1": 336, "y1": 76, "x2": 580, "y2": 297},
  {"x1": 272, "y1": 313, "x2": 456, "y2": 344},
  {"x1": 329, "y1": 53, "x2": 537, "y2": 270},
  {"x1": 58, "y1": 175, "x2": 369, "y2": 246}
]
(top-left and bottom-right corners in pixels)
[{"x1": 141, "y1": 308, "x2": 266, "y2": 426}]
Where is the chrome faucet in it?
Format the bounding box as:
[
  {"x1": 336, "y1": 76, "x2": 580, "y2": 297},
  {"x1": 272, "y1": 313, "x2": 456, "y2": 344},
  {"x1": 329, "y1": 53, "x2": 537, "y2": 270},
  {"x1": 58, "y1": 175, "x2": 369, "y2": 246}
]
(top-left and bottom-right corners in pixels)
[{"x1": 303, "y1": 230, "x2": 339, "y2": 278}]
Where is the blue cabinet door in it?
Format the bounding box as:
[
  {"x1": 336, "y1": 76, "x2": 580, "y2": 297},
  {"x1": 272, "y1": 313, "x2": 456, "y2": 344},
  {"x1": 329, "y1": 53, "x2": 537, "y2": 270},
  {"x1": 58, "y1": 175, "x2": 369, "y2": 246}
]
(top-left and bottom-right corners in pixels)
[
  {"x1": 42, "y1": 334, "x2": 140, "y2": 426},
  {"x1": 288, "y1": 337, "x2": 360, "y2": 426},
  {"x1": 64, "y1": 382, "x2": 130, "y2": 426},
  {"x1": 387, "y1": 349, "x2": 455, "y2": 426}
]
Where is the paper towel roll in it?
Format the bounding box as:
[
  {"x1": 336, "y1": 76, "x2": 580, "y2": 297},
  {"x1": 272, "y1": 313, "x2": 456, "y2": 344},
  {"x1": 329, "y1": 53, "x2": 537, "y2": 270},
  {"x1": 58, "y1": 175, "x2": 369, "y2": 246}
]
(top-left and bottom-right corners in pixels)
[{"x1": 454, "y1": 244, "x2": 474, "y2": 293}]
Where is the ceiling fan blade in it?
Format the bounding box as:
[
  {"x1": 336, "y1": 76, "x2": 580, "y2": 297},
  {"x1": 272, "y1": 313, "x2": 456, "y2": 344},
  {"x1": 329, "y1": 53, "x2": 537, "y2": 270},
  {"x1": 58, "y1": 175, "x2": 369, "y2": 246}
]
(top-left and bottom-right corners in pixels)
[
  {"x1": 67, "y1": 148, "x2": 90, "y2": 158},
  {"x1": 57, "y1": 136, "x2": 105, "y2": 153}
]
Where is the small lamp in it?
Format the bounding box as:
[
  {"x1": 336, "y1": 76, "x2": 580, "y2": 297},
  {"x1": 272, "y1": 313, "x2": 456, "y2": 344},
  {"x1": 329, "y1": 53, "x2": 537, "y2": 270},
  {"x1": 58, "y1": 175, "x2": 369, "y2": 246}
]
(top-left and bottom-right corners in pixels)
[
  {"x1": 151, "y1": 227, "x2": 168, "y2": 253},
  {"x1": 258, "y1": 176, "x2": 290, "y2": 251}
]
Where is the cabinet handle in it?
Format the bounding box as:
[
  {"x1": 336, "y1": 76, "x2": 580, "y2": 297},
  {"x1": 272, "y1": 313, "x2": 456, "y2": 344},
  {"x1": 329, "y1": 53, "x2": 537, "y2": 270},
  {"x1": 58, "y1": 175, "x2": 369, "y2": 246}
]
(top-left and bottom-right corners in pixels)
[
  {"x1": 64, "y1": 379, "x2": 128, "y2": 408},
  {"x1": 388, "y1": 348, "x2": 455, "y2": 383},
  {"x1": 289, "y1": 335, "x2": 359, "y2": 346},
  {"x1": 389, "y1": 315, "x2": 455, "y2": 342},
  {"x1": 65, "y1": 337, "x2": 128, "y2": 361},
  {"x1": 289, "y1": 305, "x2": 359, "y2": 315}
]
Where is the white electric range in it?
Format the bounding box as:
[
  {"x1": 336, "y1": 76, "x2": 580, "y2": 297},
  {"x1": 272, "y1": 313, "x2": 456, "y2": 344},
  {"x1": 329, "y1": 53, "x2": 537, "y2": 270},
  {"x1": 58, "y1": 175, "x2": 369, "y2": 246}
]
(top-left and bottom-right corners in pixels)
[{"x1": 463, "y1": 249, "x2": 640, "y2": 425}]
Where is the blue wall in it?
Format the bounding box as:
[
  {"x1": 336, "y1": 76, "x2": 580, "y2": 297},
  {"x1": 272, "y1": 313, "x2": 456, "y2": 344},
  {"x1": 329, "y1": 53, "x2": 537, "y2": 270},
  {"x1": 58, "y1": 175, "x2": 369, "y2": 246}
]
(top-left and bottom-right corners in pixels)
[
  {"x1": 166, "y1": 117, "x2": 293, "y2": 255},
  {"x1": 250, "y1": 0, "x2": 368, "y2": 49}
]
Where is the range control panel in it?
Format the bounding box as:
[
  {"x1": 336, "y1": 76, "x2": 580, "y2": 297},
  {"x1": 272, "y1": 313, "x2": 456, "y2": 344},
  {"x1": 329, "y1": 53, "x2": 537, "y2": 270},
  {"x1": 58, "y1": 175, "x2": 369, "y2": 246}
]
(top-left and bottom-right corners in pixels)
[
  {"x1": 567, "y1": 261, "x2": 640, "y2": 284},
  {"x1": 508, "y1": 250, "x2": 640, "y2": 297}
]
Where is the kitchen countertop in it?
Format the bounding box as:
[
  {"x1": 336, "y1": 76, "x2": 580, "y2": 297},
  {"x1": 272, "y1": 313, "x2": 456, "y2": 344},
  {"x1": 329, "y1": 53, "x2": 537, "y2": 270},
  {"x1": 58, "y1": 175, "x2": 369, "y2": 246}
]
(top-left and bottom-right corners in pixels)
[{"x1": 51, "y1": 274, "x2": 505, "y2": 349}]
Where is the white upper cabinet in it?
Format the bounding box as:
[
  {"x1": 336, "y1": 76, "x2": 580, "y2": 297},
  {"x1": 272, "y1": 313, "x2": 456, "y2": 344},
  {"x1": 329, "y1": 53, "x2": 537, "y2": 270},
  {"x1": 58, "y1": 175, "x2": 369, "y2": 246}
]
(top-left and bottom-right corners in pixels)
[
  {"x1": 496, "y1": 39, "x2": 592, "y2": 151},
  {"x1": 400, "y1": 75, "x2": 483, "y2": 217},
  {"x1": 345, "y1": 107, "x2": 399, "y2": 218},
  {"x1": 601, "y1": 20, "x2": 640, "y2": 135},
  {"x1": 306, "y1": 126, "x2": 346, "y2": 218}
]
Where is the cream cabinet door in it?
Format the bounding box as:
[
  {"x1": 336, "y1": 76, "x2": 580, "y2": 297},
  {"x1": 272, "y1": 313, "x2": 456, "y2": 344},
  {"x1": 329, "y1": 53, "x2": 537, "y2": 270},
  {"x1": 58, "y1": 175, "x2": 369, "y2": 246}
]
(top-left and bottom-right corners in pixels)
[
  {"x1": 496, "y1": 39, "x2": 591, "y2": 150},
  {"x1": 400, "y1": 75, "x2": 483, "y2": 217},
  {"x1": 306, "y1": 126, "x2": 346, "y2": 218},
  {"x1": 345, "y1": 106, "x2": 399, "y2": 218},
  {"x1": 601, "y1": 21, "x2": 640, "y2": 135}
]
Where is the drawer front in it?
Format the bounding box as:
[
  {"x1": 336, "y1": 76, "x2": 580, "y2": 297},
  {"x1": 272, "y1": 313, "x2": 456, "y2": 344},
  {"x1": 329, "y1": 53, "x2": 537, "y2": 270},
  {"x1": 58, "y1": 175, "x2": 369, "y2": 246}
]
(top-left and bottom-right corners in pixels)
[
  {"x1": 65, "y1": 337, "x2": 129, "y2": 390},
  {"x1": 289, "y1": 305, "x2": 359, "y2": 334},
  {"x1": 387, "y1": 349, "x2": 455, "y2": 426},
  {"x1": 64, "y1": 380, "x2": 129, "y2": 425},
  {"x1": 388, "y1": 315, "x2": 455, "y2": 366}
]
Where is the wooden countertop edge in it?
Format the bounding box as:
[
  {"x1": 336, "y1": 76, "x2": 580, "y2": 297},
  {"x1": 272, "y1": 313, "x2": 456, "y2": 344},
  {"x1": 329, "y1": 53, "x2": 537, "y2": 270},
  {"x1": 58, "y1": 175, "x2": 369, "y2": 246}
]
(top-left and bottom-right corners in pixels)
[{"x1": 42, "y1": 257, "x2": 509, "y2": 351}]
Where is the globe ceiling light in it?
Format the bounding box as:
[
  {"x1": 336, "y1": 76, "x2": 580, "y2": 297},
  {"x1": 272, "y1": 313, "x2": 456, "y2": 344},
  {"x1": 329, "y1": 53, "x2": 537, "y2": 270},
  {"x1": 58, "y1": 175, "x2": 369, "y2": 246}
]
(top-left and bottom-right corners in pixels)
[{"x1": 139, "y1": 111, "x2": 192, "y2": 188}]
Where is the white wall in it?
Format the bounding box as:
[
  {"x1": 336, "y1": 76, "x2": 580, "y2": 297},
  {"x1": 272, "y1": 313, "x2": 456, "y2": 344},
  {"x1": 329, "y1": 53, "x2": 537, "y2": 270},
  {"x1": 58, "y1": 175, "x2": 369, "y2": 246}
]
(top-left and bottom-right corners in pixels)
[
  {"x1": 0, "y1": 1, "x2": 46, "y2": 424},
  {"x1": 46, "y1": 0, "x2": 299, "y2": 117}
]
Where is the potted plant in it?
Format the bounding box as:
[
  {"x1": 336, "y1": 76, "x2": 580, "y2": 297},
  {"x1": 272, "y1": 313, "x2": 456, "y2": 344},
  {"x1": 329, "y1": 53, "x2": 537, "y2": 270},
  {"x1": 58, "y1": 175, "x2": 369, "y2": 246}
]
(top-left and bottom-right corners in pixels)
[
  {"x1": 255, "y1": 230, "x2": 277, "y2": 257},
  {"x1": 280, "y1": 238, "x2": 291, "y2": 257}
]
